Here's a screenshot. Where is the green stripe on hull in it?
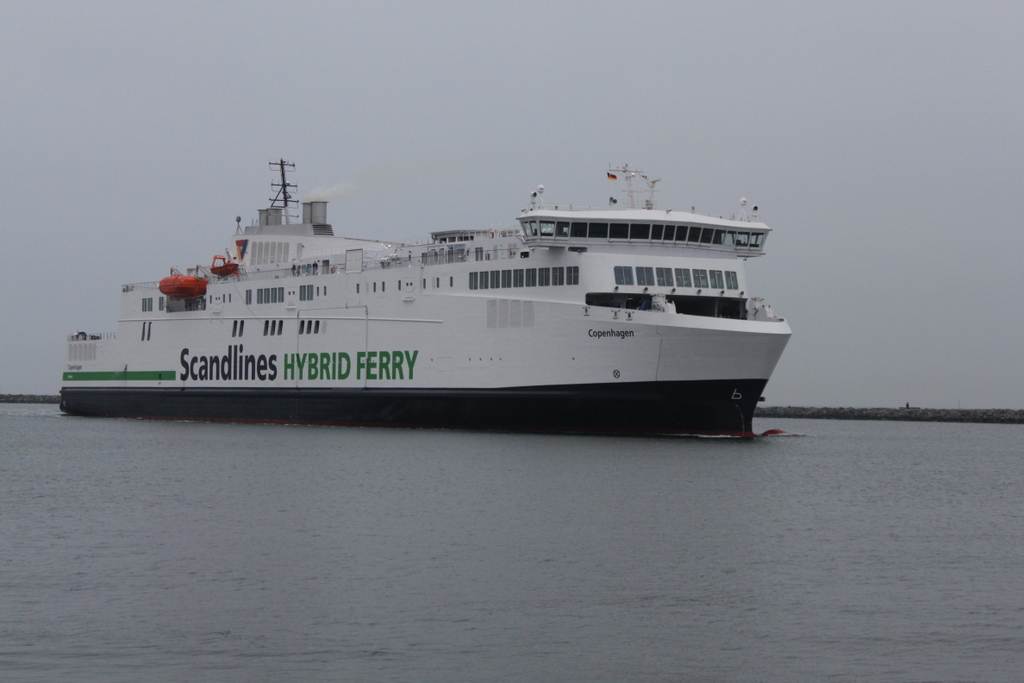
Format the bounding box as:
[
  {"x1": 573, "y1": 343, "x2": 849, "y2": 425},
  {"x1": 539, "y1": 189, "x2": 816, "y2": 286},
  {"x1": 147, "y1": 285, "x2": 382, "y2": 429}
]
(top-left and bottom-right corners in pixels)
[{"x1": 63, "y1": 371, "x2": 177, "y2": 381}]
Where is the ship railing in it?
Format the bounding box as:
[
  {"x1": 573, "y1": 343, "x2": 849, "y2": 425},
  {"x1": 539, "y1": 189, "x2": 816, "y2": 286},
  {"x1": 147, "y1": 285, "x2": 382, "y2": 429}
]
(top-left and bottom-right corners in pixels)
[
  {"x1": 122, "y1": 281, "x2": 160, "y2": 292},
  {"x1": 67, "y1": 331, "x2": 116, "y2": 341}
]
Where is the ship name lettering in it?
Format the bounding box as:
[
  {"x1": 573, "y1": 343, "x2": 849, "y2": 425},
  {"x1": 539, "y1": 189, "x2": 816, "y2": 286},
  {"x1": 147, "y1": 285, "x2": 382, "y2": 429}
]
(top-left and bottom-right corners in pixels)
[{"x1": 588, "y1": 329, "x2": 635, "y2": 340}]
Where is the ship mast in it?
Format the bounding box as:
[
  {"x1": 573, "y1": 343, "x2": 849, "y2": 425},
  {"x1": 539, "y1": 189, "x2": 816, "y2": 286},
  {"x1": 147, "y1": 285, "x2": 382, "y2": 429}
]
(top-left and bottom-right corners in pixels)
[
  {"x1": 268, "y1": 159, "x2": 297, "y2": 225},
  {"x1": 608, "y1": 164, "x2": 661, "y2": 209}
]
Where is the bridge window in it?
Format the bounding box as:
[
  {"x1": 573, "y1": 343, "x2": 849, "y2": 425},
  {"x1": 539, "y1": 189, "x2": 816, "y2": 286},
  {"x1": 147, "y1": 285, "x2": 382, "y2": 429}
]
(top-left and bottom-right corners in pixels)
[
  {"x1": 540, "y1": 221, "x2": 555, "y2": 236},
  {"x1": 556, "y1": 222, "x2": 570, "y2": 237},
  {"x1": 650, "y1": 224, "x2": 664, "y2": 240},
  {"x1": 609, "y1": 223, "x2": 628, "y2": 239},
  {"x1": 750, "y1": 232, "x2": 765, "y2": 248},
  {"x1": 570, "y1": 222, "x2": 588, "y2": 237},
  {"x1": 588, "y1": 222, "x2": 608, "y2": 238},
  {"x1": 630, "y1": 224, "x2": 650, "y2": 240}
]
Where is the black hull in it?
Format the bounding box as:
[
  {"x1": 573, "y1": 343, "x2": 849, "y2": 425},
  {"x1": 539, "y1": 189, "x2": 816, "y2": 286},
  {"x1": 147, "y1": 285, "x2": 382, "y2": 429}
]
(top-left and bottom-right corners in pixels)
[{"x1": 60, "y1": 380, "x2": 768, "y2": 436}]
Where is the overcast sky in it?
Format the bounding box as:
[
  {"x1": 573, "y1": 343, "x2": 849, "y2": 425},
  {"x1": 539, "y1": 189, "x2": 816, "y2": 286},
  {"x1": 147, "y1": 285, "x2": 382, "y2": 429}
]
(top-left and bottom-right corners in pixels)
[{"x1": 3, "y1": 1, "x2": 1022, "y2": 408}]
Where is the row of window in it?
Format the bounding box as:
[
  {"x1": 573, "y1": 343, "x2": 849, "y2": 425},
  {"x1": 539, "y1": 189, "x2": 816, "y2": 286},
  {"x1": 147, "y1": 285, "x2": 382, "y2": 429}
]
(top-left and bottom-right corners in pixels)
[
  {"x1": 263, "y1": 320, "x2": 283, "y2": 336},
  {"x1": 468, "y1": 267, "x2": 580, "y2": 291},
  {"x1": 299, "y1": 320, "x2": 322, "y2": 335},
  {"x1": 231, "y1": 320, "x2": 246, "y2": 337},
  {"x1": 613, "y1": 266, "x2": 739, "y2": 290},
  {"x1": 252, "y1": 287, "x2": 285, "y2": 305},
  {"x1": 521, "y1": 220, "x2": 765, "y2": 248}
]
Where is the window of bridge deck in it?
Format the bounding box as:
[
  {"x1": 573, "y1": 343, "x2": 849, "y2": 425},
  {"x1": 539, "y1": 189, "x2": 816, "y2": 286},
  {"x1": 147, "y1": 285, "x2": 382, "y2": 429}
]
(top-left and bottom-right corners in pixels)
[
  {"x1": 588, "y1": 222, "x2": 608, "y2": 238},
  {"x1": 630, "y1": 224, "x2": 650, "y2": 240}
]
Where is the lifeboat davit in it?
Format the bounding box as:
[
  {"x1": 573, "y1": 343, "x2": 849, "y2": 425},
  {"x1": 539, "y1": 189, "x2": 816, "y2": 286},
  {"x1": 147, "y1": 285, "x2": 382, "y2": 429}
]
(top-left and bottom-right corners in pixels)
[
  {"x1": 209, "y1": 255, "x2": 239, "y2": 277},
  {"x1": 159, "y1": 275, "x2": 207, "y2": 300}
]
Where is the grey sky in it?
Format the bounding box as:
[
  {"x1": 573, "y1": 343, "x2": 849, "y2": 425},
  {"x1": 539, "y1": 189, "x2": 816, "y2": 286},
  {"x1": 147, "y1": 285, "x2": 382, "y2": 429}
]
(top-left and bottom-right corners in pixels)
[{"x1": 3, "y1": 1, "x2": 1022, "y2": 408}]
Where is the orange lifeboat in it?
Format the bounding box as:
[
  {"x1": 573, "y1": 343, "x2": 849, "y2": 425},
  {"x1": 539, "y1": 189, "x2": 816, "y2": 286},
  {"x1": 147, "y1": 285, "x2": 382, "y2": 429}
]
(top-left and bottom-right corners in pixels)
[
  {"x1": 159, "y1": 275, "x2": 207, "y2": 300},
  {"x1": 209, "y1": 255, "x2": 239, "y2": 277}
]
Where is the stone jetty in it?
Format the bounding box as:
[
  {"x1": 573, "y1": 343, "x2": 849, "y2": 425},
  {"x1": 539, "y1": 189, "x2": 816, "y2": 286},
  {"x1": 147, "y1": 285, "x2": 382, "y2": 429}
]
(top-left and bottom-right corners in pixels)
[
  {"x1": 0, "y1": 394, "x2": 60, "y2": 404},
  {"x1": 755, "y1": 406, "x2": 1024, "y2": 425}
]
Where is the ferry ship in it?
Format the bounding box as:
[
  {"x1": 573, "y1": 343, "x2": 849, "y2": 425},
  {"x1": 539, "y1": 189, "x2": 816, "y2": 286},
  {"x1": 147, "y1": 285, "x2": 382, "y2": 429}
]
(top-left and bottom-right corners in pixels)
[{"x1": 60, "y1": 162, "x2": 791, "y2": 436}]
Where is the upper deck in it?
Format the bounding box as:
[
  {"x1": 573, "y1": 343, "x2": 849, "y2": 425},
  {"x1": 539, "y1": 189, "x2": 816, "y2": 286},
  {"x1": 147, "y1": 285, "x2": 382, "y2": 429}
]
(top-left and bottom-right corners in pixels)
[{"x1": 517, "y1": 208, "x2": 769, "y2": 256}]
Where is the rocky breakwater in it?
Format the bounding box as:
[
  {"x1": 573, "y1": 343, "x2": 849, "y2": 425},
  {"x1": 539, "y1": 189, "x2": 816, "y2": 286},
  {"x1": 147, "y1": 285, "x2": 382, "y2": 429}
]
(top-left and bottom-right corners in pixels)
[
  {"x1": 0, "y1": 394, "x2": 60, "y2": 404},
  {"x1": 755, "y1": 406, "x2": 1024, "y2": 425}
]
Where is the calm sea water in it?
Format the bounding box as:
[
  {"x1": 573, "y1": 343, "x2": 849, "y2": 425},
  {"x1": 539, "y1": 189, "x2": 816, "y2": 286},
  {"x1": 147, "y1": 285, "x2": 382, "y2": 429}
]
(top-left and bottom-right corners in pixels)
[{"x1": 2, "y1": 404, "x2": 1023, "y2": 682}]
